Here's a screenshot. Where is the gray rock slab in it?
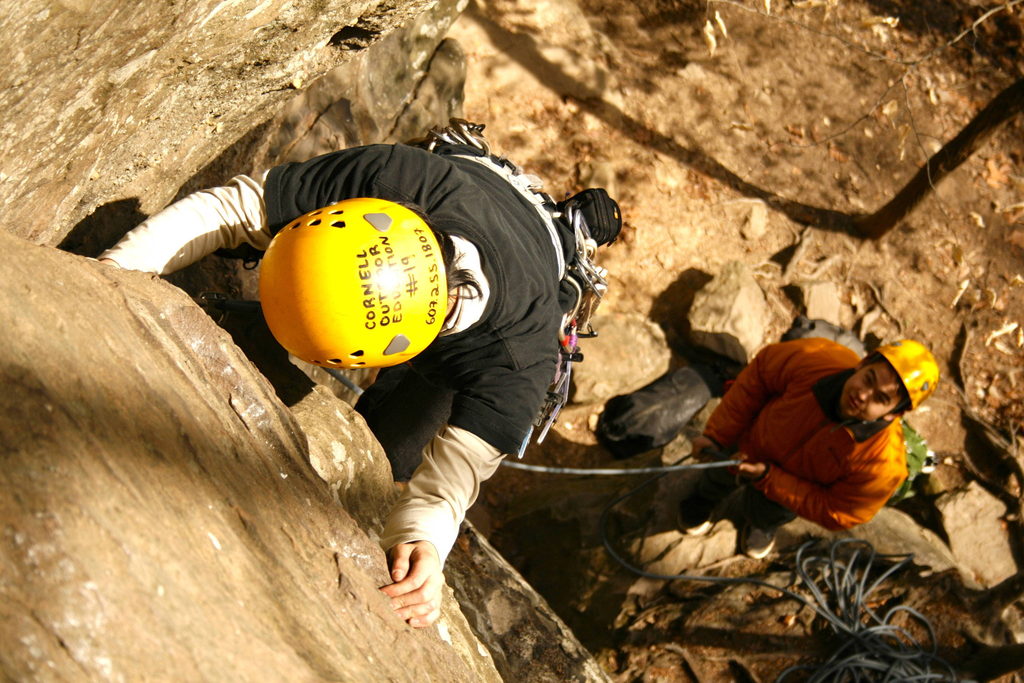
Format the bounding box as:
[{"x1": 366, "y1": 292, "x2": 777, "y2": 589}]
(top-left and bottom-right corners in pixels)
[
  {"x1": 688, "y1": 260, "x2": 770, "y2": 365},
  {"x1": 571, "y1": 312, "x2": 672, "y2": 405},
  {"x1": 0, "y1": 0, "x2": 447, "y2": 246},
  {"x1": 797, "y1": 280, "x2": 842, "y2": 326},
  {"x1": 936, "y1": 481, "x2": 1018, "y2": 587}
]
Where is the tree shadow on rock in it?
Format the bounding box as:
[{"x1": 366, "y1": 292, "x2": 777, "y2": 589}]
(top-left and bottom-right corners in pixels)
[{"x1": 649, "y1": 267, "x2": 713, "y2": 351}]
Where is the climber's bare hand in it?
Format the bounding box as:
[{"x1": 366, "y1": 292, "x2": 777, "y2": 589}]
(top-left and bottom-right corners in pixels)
[{"x1": 381, "y1": 540, "x2": 443, "y2": 628}]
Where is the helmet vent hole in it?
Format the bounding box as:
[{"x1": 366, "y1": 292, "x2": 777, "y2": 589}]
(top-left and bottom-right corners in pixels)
[
  {"x1": 351, "y1": 361, "x2": 366, "y2": 367},
  {"x1": 309, "y1": 219, "x2": 322, "y2": 226},
  {"x1": 329, "y1": 358, "x2": 342, "y2": 364},
  {"x1": 349, "y1": 350, "x2": 365, "y2": 358},
  {"x1": 331, "y1": 220, "x2": 346, "y2": 228}
]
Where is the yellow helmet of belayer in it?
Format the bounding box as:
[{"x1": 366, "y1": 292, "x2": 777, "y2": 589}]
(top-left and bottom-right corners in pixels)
[
  {"x1": 259, "y1": 198, "x2": 448, "y2": 369},
  {"x1": 876, "y1": 339, "x2": 939, "y2": 410}
]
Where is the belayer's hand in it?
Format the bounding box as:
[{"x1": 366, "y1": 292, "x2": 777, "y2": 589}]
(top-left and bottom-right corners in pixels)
[
  {"x1": 736, "y1": 452, "x2": 769, "y2": 481},
  {"x1": 380, "y1": 540, "x2": 444, "y2": 628},
  {"x1": 689, "y1": 435, "x2": 718, "y2": 462}
]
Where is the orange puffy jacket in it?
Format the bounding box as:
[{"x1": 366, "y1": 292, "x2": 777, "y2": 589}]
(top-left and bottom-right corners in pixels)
[{"x1": 703, "y1": 338, "x2": 907, "y2": 530}]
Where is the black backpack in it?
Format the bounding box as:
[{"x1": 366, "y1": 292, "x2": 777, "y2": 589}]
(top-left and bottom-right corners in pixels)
[{"x1": 595, "y1": 364, "x2": 724, "y2": 459}]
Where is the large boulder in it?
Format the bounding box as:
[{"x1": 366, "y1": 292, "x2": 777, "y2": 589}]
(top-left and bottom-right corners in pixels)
[
  {"x1": 0, "y1": 1, "x2": 611, "y2": 677},
  {"x1": 570, "y1": 312, "x2": 672, "y2": 405},
  {"x1": 687, "y1": 260, "x2": 770, "y2": 364},
  {"x1": 0, "y1": 220, "x2": 609, "y2": 680},
  {"x1": 936, "y1": 481, "x2": 1018, "y2": 587}
]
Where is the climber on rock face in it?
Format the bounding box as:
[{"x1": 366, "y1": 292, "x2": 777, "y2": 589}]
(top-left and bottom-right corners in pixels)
[
  {"x1": 98, "y1": 122, "x2": 622, "y2": 628},
  {"x1": 676, "y1": 337, "x2": 939, "y2": 559}
]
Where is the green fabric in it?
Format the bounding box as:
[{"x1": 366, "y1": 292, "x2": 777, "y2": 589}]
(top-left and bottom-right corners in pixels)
[{"x1": 888, "y1": 420, "x2": 931, "y2": 503}]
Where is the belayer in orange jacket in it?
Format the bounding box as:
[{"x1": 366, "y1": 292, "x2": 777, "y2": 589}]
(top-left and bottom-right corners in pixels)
[{"x1": 678, "y1": 336, "x2": 939, "y2": 558}]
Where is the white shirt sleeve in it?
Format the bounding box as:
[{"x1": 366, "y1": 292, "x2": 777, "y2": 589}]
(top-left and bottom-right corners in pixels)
[
  {"x1": 99, "y1": 171, "x2": 271, "y2": 274},
  {"x1": 379, "y1": 424, "x2": 503, "y2": 566}
]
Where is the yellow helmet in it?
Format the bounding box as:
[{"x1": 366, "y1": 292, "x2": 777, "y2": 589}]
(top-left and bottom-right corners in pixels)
[
  {"x1": 876, "y1": 339, "x2": 939, "y2": 410},
  {"x1": 259, "y1": 198, "x2": 447, "y2": 369}
]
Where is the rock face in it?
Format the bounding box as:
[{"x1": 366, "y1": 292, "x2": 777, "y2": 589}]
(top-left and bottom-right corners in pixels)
[
  {"x1": 0, "y1": 230, "x2": 499, "y2": 681},
  {"x1": 0, "y1": 0, "x2": 442, "y2": 246},
  {"x1": 0, "y1": 1, "x2": 609, "y2": 680},
  {"x1": 445, "y1": 525, "x2": 614, "y2": 683}
]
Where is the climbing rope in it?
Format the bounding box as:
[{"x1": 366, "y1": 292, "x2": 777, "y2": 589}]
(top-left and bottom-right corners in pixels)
[
  {"x1": 322, "y1": 367, "x2": 366, "y2": 397},
  {"x1": 499, "y1": 459, "x2": 741, "y2": 475},
  {"x1": 773, "y1": 542, "x2": 958, "y2": 682}
]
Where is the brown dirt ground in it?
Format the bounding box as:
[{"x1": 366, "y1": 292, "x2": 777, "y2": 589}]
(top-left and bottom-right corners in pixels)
[{"x1": 449, "y1": 0, "x2": 1023, "y2": 679}]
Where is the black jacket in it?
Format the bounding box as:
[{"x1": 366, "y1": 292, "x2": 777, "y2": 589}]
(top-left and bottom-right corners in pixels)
[{"x1": 265, "y1": 143, "x2": 569, "y2": 453}]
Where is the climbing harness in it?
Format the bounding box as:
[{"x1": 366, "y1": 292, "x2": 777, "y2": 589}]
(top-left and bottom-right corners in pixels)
[
  {"x1": 416, "y1": 119, "x2": 568, "y2": 279},
  {"x1": 414, "y1": 119, "x2": 610, "y2": 454}
]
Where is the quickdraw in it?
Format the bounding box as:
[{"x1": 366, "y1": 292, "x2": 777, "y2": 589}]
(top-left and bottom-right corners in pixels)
[{"x1": 532, "y1": 204, "x2": 609, "y2": 447}]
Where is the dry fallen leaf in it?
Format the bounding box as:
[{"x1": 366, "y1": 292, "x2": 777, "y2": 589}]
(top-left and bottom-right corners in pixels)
[
  {"x1": 829, "y1": 142, "x2": 849, "y2": 162},
  {"x1": 881, "y1": 99, "x2": 899, "y2": 123},
  {"x1": 715, "y1": 11, "x2": 728, "y2": 38},
  {"x1": 703, "y1": 20, "x2": 717, "y2": 56},
  {"x1": 951, "y1": 279, "x2": 970, "y2": 307},
  {"x1": 985, "y1": 156, "x2": 1012, "y2": 189},
  {"x1": 862, "y1": 15, "x2": 900, "y2": 28},
  {"x1": 951, "y1": 244, "x2": 965, "y2": 266},
  {"x1": 986, "y1": 322, "x2": 1020, "y2": 346},
  {"x1": 897, "y1": 124, "x2": 910, "y2": 161},
  {"x1": 994, "y1": 339, "x2": 1017, "y2": 356}
]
